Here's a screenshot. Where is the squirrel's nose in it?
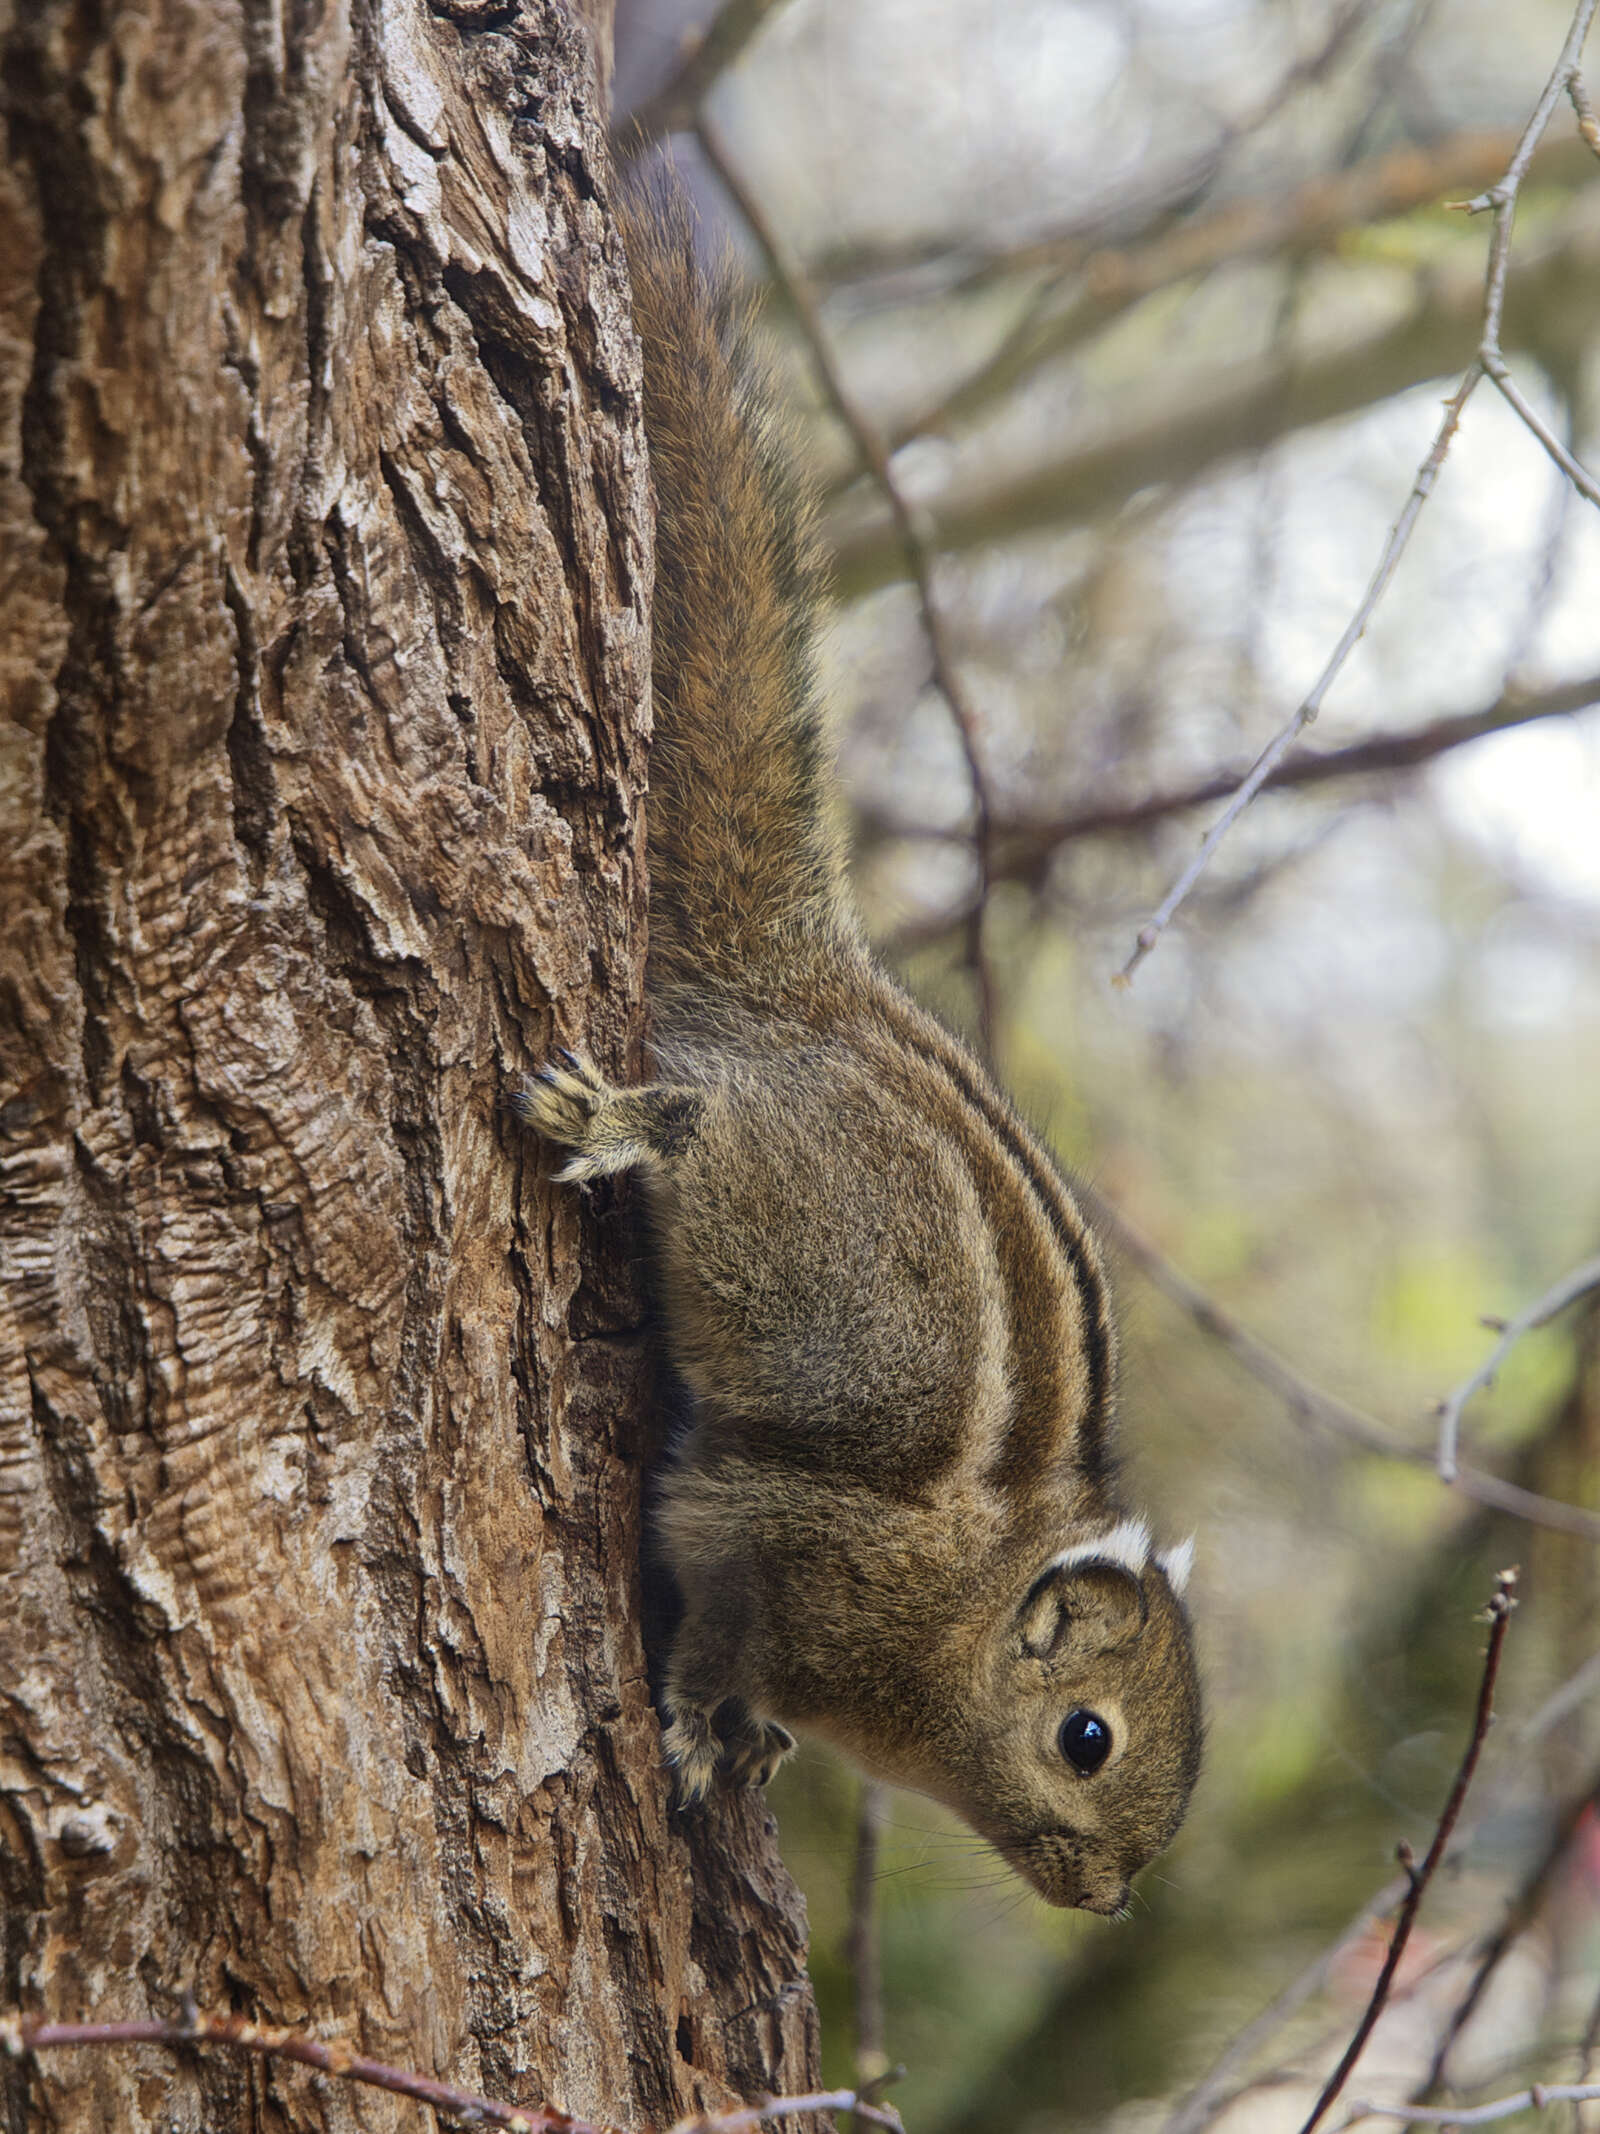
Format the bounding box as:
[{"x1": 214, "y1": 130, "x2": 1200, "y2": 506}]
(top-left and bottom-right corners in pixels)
[{"x1": 1079, "y1": 1879, "x2": 1132, "y2": 1917}]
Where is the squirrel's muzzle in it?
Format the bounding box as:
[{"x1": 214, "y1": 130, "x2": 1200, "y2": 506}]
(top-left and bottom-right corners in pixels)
[{"x1": 1006, "y1": 1830, "x2": 1131, "y2": 1913}]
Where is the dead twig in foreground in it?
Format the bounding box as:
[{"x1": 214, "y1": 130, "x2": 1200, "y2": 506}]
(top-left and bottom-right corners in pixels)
[
  {"x1": 1115, "y1": 372, "x2": 1473, "y2": 985},
  {"x1": 848, "y1": 1779, "x2": 891, "y2": 2095},
  {"x1": 0, "y1": 2010, "x2": 903, "y2": 2134},
  {"x1": 1411, "y1": 1760, "x2": 1600, "y2": 2100},
  {"x1": 1299, "y1": 1570, "x2": 1519, "y2": 2134},
  {"x1": 1162, "y1": 1867, "x2": 1416, "y2": 2134}
]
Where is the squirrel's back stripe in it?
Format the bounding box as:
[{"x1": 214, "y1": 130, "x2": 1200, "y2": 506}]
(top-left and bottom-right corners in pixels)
[{"x1": 873, "y1": 997, "x2": 1117, "y2": 1491}]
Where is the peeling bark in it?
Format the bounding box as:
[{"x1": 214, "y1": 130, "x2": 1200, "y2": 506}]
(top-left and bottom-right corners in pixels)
[{"x1": 0, "y1": 3, "x2": 818, "y2": 2129}]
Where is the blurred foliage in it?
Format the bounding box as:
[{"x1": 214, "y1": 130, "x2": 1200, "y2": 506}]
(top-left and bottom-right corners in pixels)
[{"x1": 616, "y1": 1, "x2": 1600, "y2": 2129}]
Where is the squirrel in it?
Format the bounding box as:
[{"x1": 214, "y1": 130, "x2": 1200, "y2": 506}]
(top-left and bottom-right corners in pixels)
[{"x1": 514, "y1": 183, "x2": 1203, "y2": 1915}]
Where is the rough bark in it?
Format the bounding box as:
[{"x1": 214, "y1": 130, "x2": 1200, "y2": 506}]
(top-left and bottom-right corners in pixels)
[{"x1": 0, "y1": 3, "x2": 818, "y2": 2130}]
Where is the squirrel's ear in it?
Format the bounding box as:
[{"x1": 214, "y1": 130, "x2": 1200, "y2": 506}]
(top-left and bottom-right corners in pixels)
[
  {"x1": 1018, "y1": 1559, "x2": 1148, "y2": 1661},
  {"x1": 1158, "y1": 1535, "x2": 1196, "y2": 1596}
]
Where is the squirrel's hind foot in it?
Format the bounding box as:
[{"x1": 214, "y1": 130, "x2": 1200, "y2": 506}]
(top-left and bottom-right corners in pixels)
[{"x1": 514, "y1": 1054, "x2": 702, "y2": 1182}]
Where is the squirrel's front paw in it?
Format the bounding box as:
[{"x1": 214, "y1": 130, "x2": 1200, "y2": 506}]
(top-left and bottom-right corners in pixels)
[
  {"x1": 513, "y1": 1053, "x2": 701, "y2": 1183},
  {"x1": 514, "y1": 1050, "x2": 611, "y2": 1178},
  {"x1": 663, "y1": 1705, "x2": 796, "y2": 1802},
  {"x1": 721, "y1": 1717, "x2": 796, "y2": 1789},
  {"x1": 662, "y1": 1707, "x2": 723, "y2": 1806}
]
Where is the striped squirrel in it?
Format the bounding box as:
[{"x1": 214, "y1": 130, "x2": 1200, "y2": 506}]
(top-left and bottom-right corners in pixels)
[{"x1": 516, "y1": 185, "x2": 1202, "y2": 1914}]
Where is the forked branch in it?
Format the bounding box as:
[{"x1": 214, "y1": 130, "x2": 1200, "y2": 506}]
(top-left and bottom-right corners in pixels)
[{"x1": 1119, "y1": 0, "x2": 1600, "y2": 982}]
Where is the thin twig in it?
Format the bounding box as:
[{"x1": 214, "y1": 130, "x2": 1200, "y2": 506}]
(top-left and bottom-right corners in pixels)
[
  {"x1": 1486, "y1": 358, "x2": 1600, "y2": 508},
  {"x1": 1462, "y1": 0, "x2": 1600, "y2": 499},
  {"x1": 1162, "y1": 1868, "x2": 1415, "y2": 2134},
  {"x1": 1436, "y1": 1254, "x2": 1600, "y2": 1481},
  {"x1": 1115, "y1": 370, "x2": 1477, "y2": 983},
  {"x1": 0, "y1": 2011, "x2": 901, "y2": 2134},
  {"x1": 847, "y1": 1779, "x2": 890, "y2": 2095},
  {"x1": 1298, "y1": 1570, "x2": 1519, "y2": 2134},
  {"x1": 1413, "y1": 1763, "x2": 1600, "y2": 2099},
  {"x1": 694, "y1": 111, "x2": 1000, "y2": 1058},
  {"x1": 1120, "y1": 0, "x2": 1600, "y2": 982},
  {"x1": 1346, "y1": 2086, "x2": 1600, "y2": 2126},
  {"x1": 0, "y1": 2012, "x2": 607, "y2": 2134},
  {"x1": 619, "y1": 0, "x2": 788, "y2": 146},
  {"x1": 1083, "y1": 1187, "x2": 1600, "y2": 1543},
  {"x1": 670, "y1": 2092, "x2": 902, "y2": 2134}
]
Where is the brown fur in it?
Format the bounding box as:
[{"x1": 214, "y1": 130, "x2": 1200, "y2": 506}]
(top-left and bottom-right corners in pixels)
[{"x1": 513, "y1": 184, "x2": 1202, "y2": 1912}]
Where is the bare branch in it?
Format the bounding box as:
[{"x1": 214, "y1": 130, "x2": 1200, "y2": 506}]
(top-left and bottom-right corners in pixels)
[
  {"x1": 1346, "y1": 2085, "x2": 1600, "y2": 2126},
  {"x1": 619, "y1": 0, "x2": 788, "y2": 146},
  {"x1": 1465, "y1": 0, "x2": 1600, "y2": 494},
  {"x1": 1084, "y1": 1190, "x2": 1600, "y2": 1543},
  {"x1": 828, "y1": 201, "x2": 1600, "y2": 600},
  {"x1": 1115, "y1": 370, "x2": 1477, "y2": 982},
  {"x1": 1437, "y1": 1253, "x2": 1600, "y2": 1480},
  {"x1": 885, "y1": 130, "x2": 1595, "y2": 455},
  {"x1": 0, "y1": 2010, "x2": 903, "y2": 2134},
  {"x1": 863, "y1": 670, "x2": 1600, "y2": 885},
  {"x1": 672, "y1": 2092, "x2": 903, "y2": 2134},
  {"x1": 1117, "y1": 0, "x2": 1600, "y2": 978},
  {"x1": 848, "y1": 1780, "x2": 891, "y2": 2098},
  {"x1": 1483, "y1": 355, "x2": 1600, "y2": 506},
  {"x1": 1414, "y1": 1762, "x2": 1600, "y2": 2100},
  {"x1": 1162, "y1": 1869, "x2": 1416, "y2": 2134},
  {"x1": 1298, "y1": 1570, "x2": 1519, "y2": 2134},
  {"x1": 0, "y1": 2011, "x2": 604, "y2": 2134},
  {"x1": 695, "y1": 111, "x2": 1000, "y2": 1053}
]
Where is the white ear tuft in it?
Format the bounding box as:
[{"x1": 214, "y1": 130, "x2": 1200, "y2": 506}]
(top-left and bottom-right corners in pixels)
[
  {"x1": 1158, "y1": 1535, "x2": 1196, "y2": 1596},
  {"x1": 1043, "y1": 1517, "x2": 1151, "y2": 1583}
]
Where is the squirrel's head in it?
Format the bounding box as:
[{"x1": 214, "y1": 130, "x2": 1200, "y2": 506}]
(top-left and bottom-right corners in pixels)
[{"x1": 948, "y1": 1520, "x2": 1202, "y2": 1913}]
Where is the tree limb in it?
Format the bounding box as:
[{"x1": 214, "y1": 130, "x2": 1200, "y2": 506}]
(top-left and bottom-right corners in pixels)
[
  {"x1": 886, "y1": 132, "x2": 1600, "y2": 454},
  {"x1": 827, "y1": 198, "x2": 1600, "y2": 599},
  {"x1": 864, "y1": 670, "x2": 1600, "y2": 885}
]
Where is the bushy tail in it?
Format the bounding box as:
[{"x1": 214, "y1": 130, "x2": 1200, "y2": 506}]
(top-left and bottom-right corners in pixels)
[{"x1": 616, "y1": 179, "x2": 853, "y2": 1003}]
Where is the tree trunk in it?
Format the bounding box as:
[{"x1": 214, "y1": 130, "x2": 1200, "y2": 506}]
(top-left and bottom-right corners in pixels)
[{"x1": 0, "y1": 4, "x2": 819, "y2": 2129}]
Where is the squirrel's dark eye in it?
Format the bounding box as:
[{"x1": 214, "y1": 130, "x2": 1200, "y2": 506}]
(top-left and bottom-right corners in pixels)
[{"x1": 1058, "y1": 1709, "x2": 1112, "y2": 1775}]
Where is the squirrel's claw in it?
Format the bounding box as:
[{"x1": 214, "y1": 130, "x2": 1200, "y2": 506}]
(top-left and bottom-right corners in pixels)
[
  {"x1": 664, "y1": 1707, "x2": 796, "y2": 1801},
  {"x1": 721, "y1": 1719, "x2": 796, "y2": 1790}
]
